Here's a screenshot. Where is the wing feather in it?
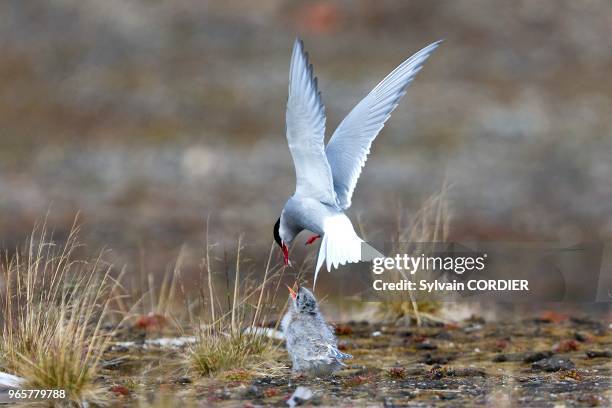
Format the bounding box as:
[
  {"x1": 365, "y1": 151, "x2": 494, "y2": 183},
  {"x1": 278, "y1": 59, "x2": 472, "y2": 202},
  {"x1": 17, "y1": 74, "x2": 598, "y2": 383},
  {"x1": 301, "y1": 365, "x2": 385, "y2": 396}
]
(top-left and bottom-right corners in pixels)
[
  {"x1": 286, "y1": 39, "x2": 337, "y2": 205},
  {"x1": 325, "y1": 41, "x2": 442, "y2": 209}
]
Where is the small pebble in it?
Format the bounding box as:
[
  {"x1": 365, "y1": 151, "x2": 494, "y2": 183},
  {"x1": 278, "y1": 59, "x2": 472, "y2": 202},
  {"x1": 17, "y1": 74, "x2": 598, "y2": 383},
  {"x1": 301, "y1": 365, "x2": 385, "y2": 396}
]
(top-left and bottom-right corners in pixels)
[
  {"x1": 287, "y1": 386, "x2": 313, "y2": 407},
  {"x1": 421, "y1": 353, "x2": 452, "y2": 365},
  {"x1": 464, "y1": 324, "x2": 482, "y2": 333},
  {"x1": 108, "y1": 345, "x2": 130, "y2": 353},
  {"x1": 585, "y1": 350, "x2": 611, "y2": 359},
  {"x1": 415, "y1": 342, "x2": 437, "y2": 350},
  {"x1": 532, "y1": 357, "x2": 575, "y2": 372},
  {"x1": 523, "y1": 351, "x2": 553, "y2": 363},
  {"x1": 573, "y1": 332, "x2": 589, "y2": 342},
  {"x1": 493, "y1": 354, "x2": 508, "y2": 362},
  {"x1": 244, "y1": 385, "x2": 263, "y2": 399}
]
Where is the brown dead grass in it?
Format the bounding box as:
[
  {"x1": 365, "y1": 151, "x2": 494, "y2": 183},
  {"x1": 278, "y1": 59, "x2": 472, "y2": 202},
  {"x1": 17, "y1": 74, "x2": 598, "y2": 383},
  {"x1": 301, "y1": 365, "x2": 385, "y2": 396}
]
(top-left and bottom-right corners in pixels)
[
  {"x1": 377, "y1": 182, "x2": 451, "y2": 325},
  {"x1": 1, "y1": 220, "x2": 121, "y2": 406}
]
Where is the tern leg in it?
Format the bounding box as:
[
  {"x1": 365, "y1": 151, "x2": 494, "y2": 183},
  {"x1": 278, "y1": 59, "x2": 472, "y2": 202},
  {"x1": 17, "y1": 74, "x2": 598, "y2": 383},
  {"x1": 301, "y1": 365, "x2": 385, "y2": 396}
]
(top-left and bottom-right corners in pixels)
[{"x1": 305, "y1": 235, "x2": 321, "y2": 245}]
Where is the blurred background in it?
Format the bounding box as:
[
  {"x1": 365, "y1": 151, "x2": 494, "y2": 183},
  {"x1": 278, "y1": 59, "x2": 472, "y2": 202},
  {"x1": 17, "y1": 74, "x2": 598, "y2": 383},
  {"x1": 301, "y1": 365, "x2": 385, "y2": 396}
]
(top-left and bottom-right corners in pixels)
[{"x1": 0, "y1": 0, "x2": 611, "y2": 290}]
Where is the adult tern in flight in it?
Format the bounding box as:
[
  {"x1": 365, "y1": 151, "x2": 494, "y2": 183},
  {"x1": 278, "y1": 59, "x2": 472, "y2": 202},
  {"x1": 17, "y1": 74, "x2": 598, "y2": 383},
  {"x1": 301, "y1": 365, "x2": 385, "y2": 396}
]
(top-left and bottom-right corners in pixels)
[{"x1": 274, "y1": 38, "x2": 441, "y2": 286}]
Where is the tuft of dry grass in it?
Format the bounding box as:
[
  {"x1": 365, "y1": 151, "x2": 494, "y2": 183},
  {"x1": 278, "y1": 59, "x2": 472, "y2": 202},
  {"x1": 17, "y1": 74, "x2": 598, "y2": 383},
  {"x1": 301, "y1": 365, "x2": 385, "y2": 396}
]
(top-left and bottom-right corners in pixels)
[
  {"x1": 0, "y1": 221, "x2": 120, "y2": 406},
  {"x1": 377, "y1": 182, "x2": 451, "y2": 325},
  {"x1": 187, "y1": 233, "x2": 286, "y2": 377},
  {"x1": 189, "y1": 330, "x2": 275, "y2": 376}
]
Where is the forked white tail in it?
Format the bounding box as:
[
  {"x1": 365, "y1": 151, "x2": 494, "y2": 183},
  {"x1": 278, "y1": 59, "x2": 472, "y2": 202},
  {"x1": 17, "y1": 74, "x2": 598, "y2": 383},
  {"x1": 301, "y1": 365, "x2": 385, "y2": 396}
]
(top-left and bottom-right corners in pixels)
[{"x1": 314, "y1": 214, "x2": 382, "y2": 288}]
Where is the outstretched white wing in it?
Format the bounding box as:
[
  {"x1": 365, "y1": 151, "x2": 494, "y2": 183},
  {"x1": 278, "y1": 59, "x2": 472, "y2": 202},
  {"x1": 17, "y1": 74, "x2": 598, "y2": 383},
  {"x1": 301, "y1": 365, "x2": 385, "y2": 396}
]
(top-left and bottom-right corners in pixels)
[
  {"x1": 325, "y1": 40, "x2": 442, "y2": 209},
  {"x1": 286, "y1": 39, "x2": 337, "y2": 206}
]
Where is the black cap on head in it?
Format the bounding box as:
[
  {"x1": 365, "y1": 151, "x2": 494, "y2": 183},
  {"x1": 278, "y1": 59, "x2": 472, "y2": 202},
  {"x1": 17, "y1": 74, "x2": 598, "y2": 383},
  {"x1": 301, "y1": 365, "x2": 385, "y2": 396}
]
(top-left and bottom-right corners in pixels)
[{"x1": 273, "y1": 218, "x2": 282, "y2": 247}]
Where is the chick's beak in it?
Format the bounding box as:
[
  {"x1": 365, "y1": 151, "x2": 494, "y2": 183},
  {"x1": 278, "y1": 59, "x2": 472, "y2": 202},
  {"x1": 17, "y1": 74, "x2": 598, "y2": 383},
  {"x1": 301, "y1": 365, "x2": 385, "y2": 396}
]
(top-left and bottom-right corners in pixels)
[{"x1": 286, "y1": 284, "x2": 297, "y2": 300}]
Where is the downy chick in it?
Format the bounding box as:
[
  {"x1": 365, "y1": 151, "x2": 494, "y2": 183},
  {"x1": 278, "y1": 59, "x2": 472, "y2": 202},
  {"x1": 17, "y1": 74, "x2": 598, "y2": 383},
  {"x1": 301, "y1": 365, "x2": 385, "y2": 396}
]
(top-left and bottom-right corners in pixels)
[{"x1": 281, "y1": 286, "x2": 351, "y2": 376}]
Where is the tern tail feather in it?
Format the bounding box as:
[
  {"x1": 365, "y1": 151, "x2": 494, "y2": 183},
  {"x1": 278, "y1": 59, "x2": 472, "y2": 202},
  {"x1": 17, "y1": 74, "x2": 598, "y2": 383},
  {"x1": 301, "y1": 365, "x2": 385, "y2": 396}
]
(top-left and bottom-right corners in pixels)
[{"x1": 313, "y1": 214, "x2": 363, "y2": 288}]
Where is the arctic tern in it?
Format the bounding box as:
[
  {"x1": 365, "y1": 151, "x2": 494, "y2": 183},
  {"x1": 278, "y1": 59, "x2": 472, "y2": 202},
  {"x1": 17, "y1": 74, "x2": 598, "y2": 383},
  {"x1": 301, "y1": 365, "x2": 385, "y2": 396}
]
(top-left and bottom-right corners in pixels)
[{"x1": 274, "y1": 38, "x2": 441, "y2": 286}]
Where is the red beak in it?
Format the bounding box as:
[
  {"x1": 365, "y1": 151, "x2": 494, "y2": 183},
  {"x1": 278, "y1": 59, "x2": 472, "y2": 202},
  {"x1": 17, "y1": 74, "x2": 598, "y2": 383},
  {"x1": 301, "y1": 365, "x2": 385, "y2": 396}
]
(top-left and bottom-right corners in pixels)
[
  {"x1": 282, "y1": 243, "x2": 291, "y2": 267},
  {"x1": 287, "y1": 284, "x2": 297, "y2": 300}
]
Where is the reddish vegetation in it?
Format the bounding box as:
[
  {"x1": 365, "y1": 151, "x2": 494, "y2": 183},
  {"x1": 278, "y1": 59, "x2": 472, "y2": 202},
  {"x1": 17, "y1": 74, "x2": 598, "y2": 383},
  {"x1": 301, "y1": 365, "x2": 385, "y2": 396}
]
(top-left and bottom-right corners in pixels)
[
  {"x1": 540, "y1": 311, "x2": 569, "y2": 323},
  {"x1": 554, "y1": 339, "x2": 580, "y2": 353},
  {"x1": 335, "y1": 324, "x2": 353, "y2": 336},
  {"x1": 135, "y1": 313, "x2": 167, "y2": 331},
  {"x1": 337, "y1": 342, "x2": 349, "y2": 351},
  {"x1": 494, "y1": 339, "x2": 509, "y2": 351},
  {"x1": 294, "y1": 3, "x2": 340, "y2": 34},
  {"x1": 264, "y1": 388, "x2": 280, "y2": 398},
  {"x1": 344, "y1": 374, "x2": 374, "y2": 387},
  {"x1": 387, "y1": 367, "x2": 407, "y2": 379},
  {"x1": 110, "y1": 385, "x2": 130, "y2": 396}
]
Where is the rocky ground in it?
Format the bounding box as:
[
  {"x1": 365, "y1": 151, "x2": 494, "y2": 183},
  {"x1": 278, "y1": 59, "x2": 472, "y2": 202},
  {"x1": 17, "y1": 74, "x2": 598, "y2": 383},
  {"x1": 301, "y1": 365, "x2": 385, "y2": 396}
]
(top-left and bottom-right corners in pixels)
[{"x1": 102, "y1": 313, "x2": 611, "y2": 407}]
